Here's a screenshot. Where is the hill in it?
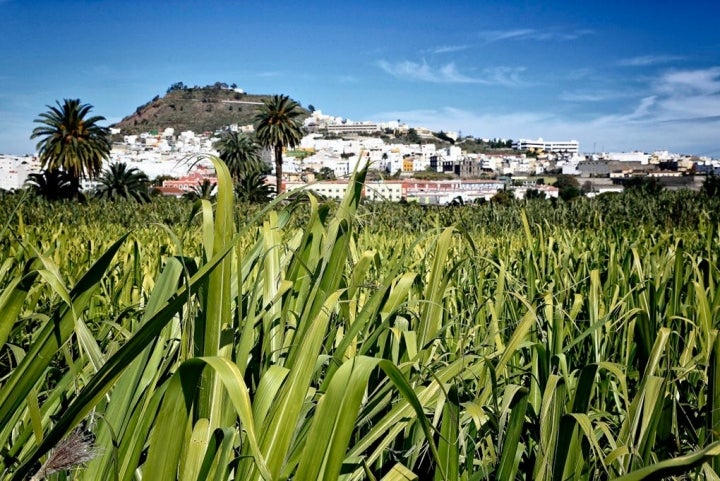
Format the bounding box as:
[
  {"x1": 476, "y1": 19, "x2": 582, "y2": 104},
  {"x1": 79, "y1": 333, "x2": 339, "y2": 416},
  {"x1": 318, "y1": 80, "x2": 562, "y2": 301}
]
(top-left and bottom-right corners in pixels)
[{"x1": 112, "y1": 82, "x2": 309, "y2": 135}]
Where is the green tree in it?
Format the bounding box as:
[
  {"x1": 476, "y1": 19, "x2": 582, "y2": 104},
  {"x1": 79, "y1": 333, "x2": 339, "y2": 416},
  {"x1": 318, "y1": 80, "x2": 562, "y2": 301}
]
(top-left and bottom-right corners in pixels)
[
  {"x1": 525, "y1": 188, "x2": 546, "y2": 200},
  {"x1": 216, "y1": 131, "x2": 274, "y2": 203},
  {"x1": 434, "y1": 131, "x2": 455, "y2": 144},
  {"x1": 553, "y1": 174, "x2": 582, "y2": 201},
  {"x1": 491, "y1": 189, "x2": 514, "y2": 205},
  {"x1": 152, "y1": 174, "x2": 178, "y2": 187},
  {"x1": 623, "y1": 176, "x2": 664, "y2": 196},
  {"x1": 254, "y1": 94, "x2": 304, "y2": 194},
  {"x1": 167, "y1": 81, "x2": 186, "y2": 93},
  {"x1": 94, "y1": 162, "x2": 151, "y2": 202},
  {"x1": 215, "y1": 131, "x2": 262, "y2": 182},
  {"x1": 25, "y1": 169, "x2": 76, "y2": 201},
  {"x1": 702, "y1": 173, "x2": 720, "y2": 198},
  {"x1": 406, "y1": 128, "x2": 420, "y2": 143},
  {"x1": 234, "y1": 167, "x2": 274, "y2": 203},
  {"x1": 30, "y1": 99, "x2": 111, "y2": 198},
  {"x1": 316, "y1": 166, "x2": 336, "y2": 181}
]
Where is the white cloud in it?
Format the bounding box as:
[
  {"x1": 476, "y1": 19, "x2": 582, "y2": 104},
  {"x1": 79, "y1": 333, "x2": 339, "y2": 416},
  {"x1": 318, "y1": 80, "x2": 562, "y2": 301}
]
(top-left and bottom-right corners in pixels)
[
  {"x1": 480, "y1": 28, "x2": 593, "y2": 43},
  {"x1": 370, "y1": 99, "x2": 720, "y2": 155},
  {"x1": 429, "y1": 45, "x2": 471, "y2": 54},
  {"x1": 378, "y1": 60, "x2": 527, "y2": 86},
  {"x1": 600, "y1": 67, "x2": 720, "y2": 125},
  {"x1": 483, "y1": 67, "x2": 528, "y2": 87},
  {"x1": 378, "y1": 60, "x2": 477, "y2": 83},
  {"x1": 654, "y1": 67, "x2": 720, "y2": 96},
  {"x1": 553, "y1": 65, "x2": 720, "y2": 151},
  {"x1": 480, "y1": 29, "x2": 535, "y2": 42},
  {"x1": 627, "y1": 96, "x2": 657, "y2": 120},
  {"x1": 559, "y1": 90, "x2": 632, "y2": 102},
  {"x1": 617, "y1": 55, "x2": 685, "y2": 67}
]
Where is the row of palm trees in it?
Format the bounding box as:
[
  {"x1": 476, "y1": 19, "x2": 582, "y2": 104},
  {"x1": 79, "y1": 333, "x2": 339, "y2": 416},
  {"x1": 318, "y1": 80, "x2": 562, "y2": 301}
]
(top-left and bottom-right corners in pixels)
[
  {"x1": 26, "y1": 162, "x2": 150, "y2": 202},
  {"x1": 29, "y1": 94, "x2": 305, "y2": 201}
]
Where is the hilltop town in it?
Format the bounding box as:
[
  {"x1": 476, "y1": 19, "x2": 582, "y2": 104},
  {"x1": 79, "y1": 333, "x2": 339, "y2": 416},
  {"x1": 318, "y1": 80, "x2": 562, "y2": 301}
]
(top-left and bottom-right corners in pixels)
[{"x1": 2, "y1": 86, "x2": 719, "y2": 204}]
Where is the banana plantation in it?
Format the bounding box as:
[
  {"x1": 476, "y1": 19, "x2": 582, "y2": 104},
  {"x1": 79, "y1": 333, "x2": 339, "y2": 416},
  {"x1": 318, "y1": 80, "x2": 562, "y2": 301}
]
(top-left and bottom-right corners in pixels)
[{"x1": 2, "y1": 159, "x2": 720, "y2": 480}]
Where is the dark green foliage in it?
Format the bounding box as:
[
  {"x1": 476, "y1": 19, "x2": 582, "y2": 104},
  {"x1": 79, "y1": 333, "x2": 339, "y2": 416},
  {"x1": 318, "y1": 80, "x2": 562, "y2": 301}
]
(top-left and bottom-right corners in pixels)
[
  {"x1": 622, "y1": 176, "x2": 664, "y2": 195},
  {"x1": 433, "y1": 131, "x2": 455, "y2": 144},
  {"x1": 94, "y1": 163, "x2": 150, "y2": 202},
  {"x1": 167, "y1": 81, "x2": 186, "y2": 93},
  {"x1": 215, "y1": 131, "x2": 273, "y2": 203},
  {"x1": 525, "y1": 188, "x2": 546, "y2": 200},
  {"x1": 234, "y1": 169, "x2": 274, "y2": 204},
  {"x1": 553, "y1": 174, "x2": 582, "y2": 201},
  {"x1": 25, "y1": 169, "x2": 77, "y2": 201},
  {"x1": 316, "y1": 167, "x2": 336, "y2": 181},
  {"x1": 215, "y1": 132, "x2": 262, "y2": 182},
  {"x1": 491, "y1": 189, "x2": 514, "y2": 205},
  {"x1": 456, "y1": 137, "x2": 515, "y2": 154},
  {"x1": 702, "y1": 173, "x2": 720, "y2": 198},
  {"x1": 405, "y1": 128, "x2": 421, "y2": 143}
]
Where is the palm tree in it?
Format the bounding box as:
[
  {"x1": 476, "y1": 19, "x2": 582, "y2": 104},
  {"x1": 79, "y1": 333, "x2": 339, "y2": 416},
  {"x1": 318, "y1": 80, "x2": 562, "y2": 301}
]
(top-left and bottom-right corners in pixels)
[
  {"x1": 94, "y1": 162, "x2": 151, "y2": 202},
  {"x1": 215, "y1": 131, "x2": 262, "y2": 182},
  {"x1": 234, "y1": 163, "x2": 274, "y2": 203},
  {"x1": 25, "y1": 169, "x2": 76, "y2": 201},
  {"x1": 30, "y1": 99, "x2": 111, "y2": 198},
  {"x1": 254, "y1": 94, "x2": 304, "y2": 194}
]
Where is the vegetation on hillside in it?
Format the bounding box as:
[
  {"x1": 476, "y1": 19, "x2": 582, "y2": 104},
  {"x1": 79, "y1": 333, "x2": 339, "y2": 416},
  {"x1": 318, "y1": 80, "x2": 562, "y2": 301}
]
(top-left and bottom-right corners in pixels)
[{"x1": 112, "y1": 83, "x2": 310, "y2": 136}]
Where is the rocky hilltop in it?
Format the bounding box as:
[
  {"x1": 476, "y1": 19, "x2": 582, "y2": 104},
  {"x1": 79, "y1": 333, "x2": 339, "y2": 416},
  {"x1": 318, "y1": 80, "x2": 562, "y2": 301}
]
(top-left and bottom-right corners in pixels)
[{"x1": 112, "y1": 82, "x2": 309, "y2": 135}]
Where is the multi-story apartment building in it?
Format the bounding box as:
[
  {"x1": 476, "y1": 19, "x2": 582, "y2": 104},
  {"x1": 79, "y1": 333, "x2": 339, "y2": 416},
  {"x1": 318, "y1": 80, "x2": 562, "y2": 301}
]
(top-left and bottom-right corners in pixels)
[
  {"x1": 326, "y1": 122, "x2": 380, "y2": 135},
  {"x1": 513, "y1": 138, "x2": 579, "y2": 154}
]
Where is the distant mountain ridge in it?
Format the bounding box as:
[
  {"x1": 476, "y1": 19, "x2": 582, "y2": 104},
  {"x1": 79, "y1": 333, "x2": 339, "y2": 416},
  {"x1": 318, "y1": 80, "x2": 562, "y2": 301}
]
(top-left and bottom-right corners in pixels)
[{"x1": 112, "y1": 83, "x2": 309, "y2": 135}]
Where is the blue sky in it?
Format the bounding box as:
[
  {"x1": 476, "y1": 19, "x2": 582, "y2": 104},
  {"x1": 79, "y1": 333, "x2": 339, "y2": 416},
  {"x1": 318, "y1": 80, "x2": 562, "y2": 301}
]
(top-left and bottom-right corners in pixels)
[{"x1": 1, "y1": 0, "x2": 719, "y2": 156}]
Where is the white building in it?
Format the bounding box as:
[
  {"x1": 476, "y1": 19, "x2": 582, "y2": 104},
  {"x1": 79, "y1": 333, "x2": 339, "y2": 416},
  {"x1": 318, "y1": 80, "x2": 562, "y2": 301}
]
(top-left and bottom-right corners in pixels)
[
  {"x1": 0, "y1": 155, "x2": 37, "y2": 190},
  {"x1": 285, "y1": 180, "x2": 352, "y2": 200},
  {"x1": 326, "y1": 122, "x2": 380, "y2": 135},
  {"x1": 364, "y1": 182, "x2": 403, "y2": 202},
  {"x1": 605, "y1": 151, "x2": 650, "y2": 165},
  {"x1": 510, "y1": 185, "x2": 560, "y2": 199},
  {"x1": 513, "y1": 138, "x2": 579, "y2": 154}
]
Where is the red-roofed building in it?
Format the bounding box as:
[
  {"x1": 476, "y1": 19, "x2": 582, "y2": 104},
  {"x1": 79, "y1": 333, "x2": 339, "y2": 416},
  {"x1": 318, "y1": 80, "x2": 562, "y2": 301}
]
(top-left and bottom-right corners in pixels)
[{"x1": 156, "y1": 168, "x2": 217, "y2": 196}]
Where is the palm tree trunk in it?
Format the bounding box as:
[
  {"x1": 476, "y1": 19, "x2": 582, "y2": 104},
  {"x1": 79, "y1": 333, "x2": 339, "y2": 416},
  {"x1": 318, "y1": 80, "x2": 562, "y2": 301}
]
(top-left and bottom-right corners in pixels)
[
  {"x1": 69, "y1": 168, "x2": 82, "y2": 200},
  {"x1": 274, "y1": 143, "x2": 283, "y2": 195}
]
